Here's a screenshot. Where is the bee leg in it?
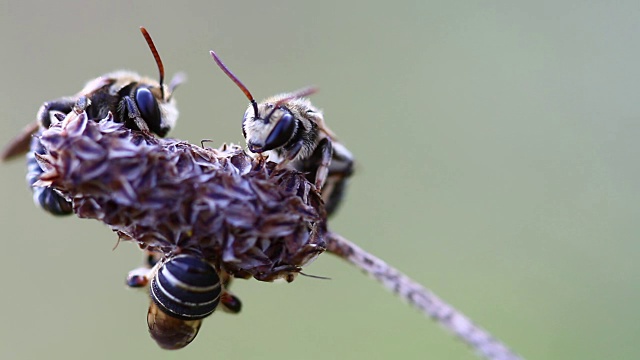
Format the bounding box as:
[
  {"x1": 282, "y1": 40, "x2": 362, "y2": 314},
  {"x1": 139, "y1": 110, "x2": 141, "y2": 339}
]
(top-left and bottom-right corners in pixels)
[
  {"x1": 314, "y1": 138, "x2": 332, "y2": 190},
  {"x1": 123, "y1": 96, "x2": 151, "y2": 133},
  {"x1": 72, "y1": 96, "x2": 91, "y2": 113},
  {"x1": 216, "y1": 270, "x2": 243, "y2": 314},
  {"x1": 275, "y1": 140, "x2": 304, "y2": 171},
  {"x1": 322, "y1": 142, "x2": 354, "y2": 216},
  {"x1": 220, "y1": 290, "x2": 242, "y2": 314},
  {"x1": 36, "y1": 97, "x2": 77, "y2": 128},
  {"x1": 127, "y1": 251, "x2": 163, "y2": 288},
  {"x1": 146, "y1": 251, "x2": 162, "y2": 267},
  {"x1": 27, "y1": 133, "x2": 73, "y2": 215},
  {"x1": 126, "y1": 266, "x2": 153, "y2": 288}
]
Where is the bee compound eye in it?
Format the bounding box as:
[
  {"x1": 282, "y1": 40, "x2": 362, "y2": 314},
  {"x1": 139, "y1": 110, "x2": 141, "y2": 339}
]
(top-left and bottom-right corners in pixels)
[
  {"x1": 134, "y1": 87, "x2": 162, "y2": 134},
  {"x1": 263, "y1": 112, "x2": 295, "y2": 151},
  {"x1": 150, "y1": 255, "x2": 222, "y2": 320}
]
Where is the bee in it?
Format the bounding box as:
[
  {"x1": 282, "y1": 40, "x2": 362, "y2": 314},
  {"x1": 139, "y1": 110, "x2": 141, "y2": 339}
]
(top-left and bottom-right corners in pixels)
[
  {"x1": 1, "y1": 27, "x2": 183, "y2": 216},
  {"x1": 210, "y1": 51, "x2": 354, "y2": 216},
  {"x1": 126, "y1": 253, "x2": 242, "y2": 350}
]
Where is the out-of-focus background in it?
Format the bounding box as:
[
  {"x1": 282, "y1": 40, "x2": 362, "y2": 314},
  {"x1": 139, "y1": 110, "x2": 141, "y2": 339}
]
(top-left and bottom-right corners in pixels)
[{"x1": 1, "y1": 1, "x2": 639, "y2": 359}]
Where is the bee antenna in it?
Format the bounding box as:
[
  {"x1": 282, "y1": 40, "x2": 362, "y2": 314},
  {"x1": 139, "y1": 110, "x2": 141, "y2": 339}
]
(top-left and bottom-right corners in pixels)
[
  {"x1": 275, "y1": 87, "x2": 318, "y2": 107},
  {"x1": 299, "y1": 272, "x2": 331, "y2": 280},
  {"x1": 140, "y1": 27, "x2": 166, "y2": 99},
  {"x1": 265, "y1": 87, "x2": 319, "y2": 122},
  {"x1": 210, "y1": 50, "x2": 259, "y2": 119}
]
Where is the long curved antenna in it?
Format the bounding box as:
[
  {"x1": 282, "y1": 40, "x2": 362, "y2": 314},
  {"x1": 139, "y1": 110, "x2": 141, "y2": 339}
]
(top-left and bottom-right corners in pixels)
[
  {"x1": 210, "y1": 50, "x2": 259, "y2": 119},
  {"x1": 140, "y1": 27, "x2": 165, "y2": 99},
  {"x1": 274, "y1": 87, "x2": 318, "y2": 107}
]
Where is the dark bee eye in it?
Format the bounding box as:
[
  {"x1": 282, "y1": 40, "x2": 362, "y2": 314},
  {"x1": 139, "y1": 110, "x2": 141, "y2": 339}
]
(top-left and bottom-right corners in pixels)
[
  {"x1": 264, "y1": 112, "x2": 295, "y2": 151},
  {"x1": 135, "y1": 87, "x2": 163, "y2": 134}
]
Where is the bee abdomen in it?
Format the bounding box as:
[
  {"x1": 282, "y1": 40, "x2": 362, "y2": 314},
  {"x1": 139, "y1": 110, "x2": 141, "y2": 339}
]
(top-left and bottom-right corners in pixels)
[
  {"x1": 151, "y1": 254, "x2": 221, "y2": 320},
  {"x1": 27, "y1": 135, "x2": 72, "y2": 216}
]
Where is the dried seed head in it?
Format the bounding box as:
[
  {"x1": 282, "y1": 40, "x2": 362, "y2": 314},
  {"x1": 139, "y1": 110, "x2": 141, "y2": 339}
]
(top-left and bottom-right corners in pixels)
[
  {"x1": 36, "y1": 109, "x2": 327, "y2": 282},
  {"x1": 30, "y1": 100, "x2": 523, "y2": 360}
]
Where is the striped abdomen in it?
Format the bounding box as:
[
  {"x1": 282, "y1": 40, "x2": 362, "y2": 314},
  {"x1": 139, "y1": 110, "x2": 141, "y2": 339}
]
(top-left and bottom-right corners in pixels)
[{"x1": 150, "y1": 254, "x2": 221, "y2": 320}]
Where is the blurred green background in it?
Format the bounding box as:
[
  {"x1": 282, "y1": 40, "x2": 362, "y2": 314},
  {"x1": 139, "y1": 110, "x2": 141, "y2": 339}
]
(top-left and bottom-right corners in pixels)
[{"x1": 1, "y1": 1, "x2": 639, "y2": 359}]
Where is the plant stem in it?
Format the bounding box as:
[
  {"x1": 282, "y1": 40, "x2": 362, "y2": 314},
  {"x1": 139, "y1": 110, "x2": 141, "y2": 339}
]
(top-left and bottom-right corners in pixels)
[{"x1": 325, "y1": 231, "x2": 523, "y2": 360}]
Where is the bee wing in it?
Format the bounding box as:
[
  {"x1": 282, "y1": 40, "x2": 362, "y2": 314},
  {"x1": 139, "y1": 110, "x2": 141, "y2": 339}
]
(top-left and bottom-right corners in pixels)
[
  {"x1": 312, "y1": 113, "x2": 337, "y2": 140},
  {"x1": 76, "y1": 75, "x2": 112, "y2": 96},
  {"x1": 0, "y1": 121, "x2": 39, "y2": 161}
]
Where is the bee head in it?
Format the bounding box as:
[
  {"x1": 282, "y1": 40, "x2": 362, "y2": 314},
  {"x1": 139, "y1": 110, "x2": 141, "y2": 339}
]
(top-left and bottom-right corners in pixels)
[
  {"x1": 243, "y1": 102, "x2": 296, "y2": 153},
  {"x1": 209, "y1": 51, "x2": 320, "y2": 154},
  {"x1": 132, "y1": 80, "x2": 180, "y2": 138}
]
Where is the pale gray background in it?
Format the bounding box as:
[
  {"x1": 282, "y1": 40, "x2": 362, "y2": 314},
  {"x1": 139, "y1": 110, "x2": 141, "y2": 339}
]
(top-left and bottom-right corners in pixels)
[{"x1": 1, "y1": 1, "x2": 639, "y2": 359}]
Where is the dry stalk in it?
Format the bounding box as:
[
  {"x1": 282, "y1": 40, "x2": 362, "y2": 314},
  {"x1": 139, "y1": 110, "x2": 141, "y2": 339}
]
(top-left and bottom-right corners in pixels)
[{"x1": 326, "y1": 232, "x2": 522, "y2": 360}]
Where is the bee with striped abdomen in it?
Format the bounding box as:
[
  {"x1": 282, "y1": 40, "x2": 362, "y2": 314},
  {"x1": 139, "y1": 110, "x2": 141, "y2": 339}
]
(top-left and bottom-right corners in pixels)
[
  {"x1": 1, "y1": 27, "x2": 183, "y2": 215},
  {"x1": 126, "y1": 253, "x2": 242, "y2": 349},
  {"x1": 210, "y1": 51, "x2": 354, "y2": 216}
]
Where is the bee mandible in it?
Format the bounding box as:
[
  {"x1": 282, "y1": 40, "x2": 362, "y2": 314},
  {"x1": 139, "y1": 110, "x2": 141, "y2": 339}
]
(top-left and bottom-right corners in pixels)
[
  {"x1": 210, "y1": 51, "x2": 354, "y2": 215},
  {"x1": 1, "y1": 27, "x2": 183, "y2": 216}
]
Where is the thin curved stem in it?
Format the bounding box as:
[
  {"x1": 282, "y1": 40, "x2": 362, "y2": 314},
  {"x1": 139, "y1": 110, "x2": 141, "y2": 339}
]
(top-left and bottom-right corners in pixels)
[{"x1": 325, "y1": 231, "x2": 523, "y2": 360}]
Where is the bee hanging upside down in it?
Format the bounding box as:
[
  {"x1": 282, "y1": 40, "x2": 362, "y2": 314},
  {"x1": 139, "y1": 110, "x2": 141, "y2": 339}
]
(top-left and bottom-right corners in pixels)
[
  {"x1": 126, "y1": 254, "x2": 242, "y2": 350},
  {"x1": 0, "y1": 27, "x2": 184, "y2": 216},
  {"x1": 210, "y1": 50, "x2": 354, "y2": 216}
]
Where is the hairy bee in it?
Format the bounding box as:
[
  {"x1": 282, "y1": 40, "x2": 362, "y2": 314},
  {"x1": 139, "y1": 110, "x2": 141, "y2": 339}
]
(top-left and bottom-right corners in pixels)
[
  {"x1": 210, "y1": 51, "x2": 354, "y2": 215},
  {"x1": 1, "y1": 27, "x2": 183, "y2": 215},
  {"x1": 126, "y1": 253, "x2": 242, "y2": 349}
]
